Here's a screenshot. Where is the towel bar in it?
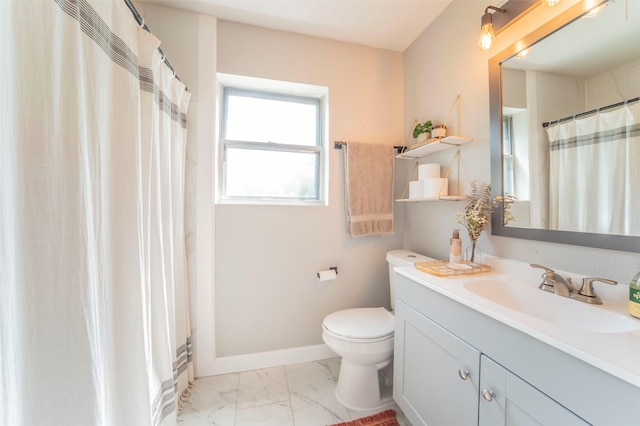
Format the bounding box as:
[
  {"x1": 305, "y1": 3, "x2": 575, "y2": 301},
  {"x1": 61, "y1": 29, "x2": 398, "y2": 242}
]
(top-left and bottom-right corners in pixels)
[{"x1": 334, "y1": 141, "x2": 405, "y2": 154}]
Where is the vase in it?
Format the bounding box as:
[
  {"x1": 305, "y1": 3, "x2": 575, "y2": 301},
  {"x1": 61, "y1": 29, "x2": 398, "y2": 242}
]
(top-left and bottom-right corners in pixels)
[
  {"x1": 432, "y1": 125, "x2": 447, "y2": 139},
  {"x1": 465, "y1": 240, "x2": 482, "y2": 264}
]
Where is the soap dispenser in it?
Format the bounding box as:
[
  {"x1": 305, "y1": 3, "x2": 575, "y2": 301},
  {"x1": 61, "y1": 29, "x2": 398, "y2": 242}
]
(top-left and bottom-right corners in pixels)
[
  {"x1": 449, "y1": 229, "x2": 462, "y2": 263},
  {"x1": 630, "y1": 270, "x2": 640, "y2": 319}
]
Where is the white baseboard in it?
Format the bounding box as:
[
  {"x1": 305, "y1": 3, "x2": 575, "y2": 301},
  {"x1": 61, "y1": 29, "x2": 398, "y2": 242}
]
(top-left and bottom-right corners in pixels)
[{"x1": 199, "y1": 344, "x2": 338, "y2": 377}]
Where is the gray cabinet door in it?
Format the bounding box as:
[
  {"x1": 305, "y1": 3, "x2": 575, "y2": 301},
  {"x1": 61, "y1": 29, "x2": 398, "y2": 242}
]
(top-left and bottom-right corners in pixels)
[
  {"x1": 394, "y1": 300, "x2": 480, "y2": 426},
  {"x1": 479, "y1": 355, "x2": 589, "y2": 426}
]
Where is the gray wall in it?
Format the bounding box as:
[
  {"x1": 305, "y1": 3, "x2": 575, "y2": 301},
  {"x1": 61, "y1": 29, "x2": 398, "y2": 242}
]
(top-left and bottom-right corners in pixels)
[
  {"x1": 214, "y1": 21, "x2": 405, "y2": 357},
  {"x1": 402, "y1": 1, "x2": 639, "y2": 285}
]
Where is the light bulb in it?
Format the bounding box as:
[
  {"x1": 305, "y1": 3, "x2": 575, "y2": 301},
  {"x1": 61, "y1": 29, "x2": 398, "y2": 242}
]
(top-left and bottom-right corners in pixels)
[
  {"x1": 584, "y1": 3, "x2": 607, "y2": 18},
  {"x1": 477, "y1": 6, "x2": 504, "y2": 52},
  {"x1": 541, "y1": 0, "x2": 562, "y2": 6},
  {"x1": 478, "y1": 23, "x2": 496, "y2": 51}
]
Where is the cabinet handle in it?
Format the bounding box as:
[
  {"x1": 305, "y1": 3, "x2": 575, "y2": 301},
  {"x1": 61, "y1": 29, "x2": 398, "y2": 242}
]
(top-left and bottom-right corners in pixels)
[
  {"x1": 458, "y1": 369, "x2": 470, "y2": 380},
  {"x1": 481, "y1": 389, "x2": 495, "y2": 401}
]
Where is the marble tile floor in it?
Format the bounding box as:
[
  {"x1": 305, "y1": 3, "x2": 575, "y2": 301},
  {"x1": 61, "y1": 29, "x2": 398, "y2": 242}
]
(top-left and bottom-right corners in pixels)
[{"x1": 178, "y1": 358, "x2": 411, "y2": 426}]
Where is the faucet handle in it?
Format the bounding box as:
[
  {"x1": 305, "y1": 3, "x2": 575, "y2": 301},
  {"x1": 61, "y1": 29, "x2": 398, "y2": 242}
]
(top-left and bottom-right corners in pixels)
[
  {"x1": 530, "y1": 264, "x2": 557, "y2": 292},
  {"x1": 530, "y1": 264, "x2": 554, "y2": 274},
  {"x1": 573, "y1": 278, "x2": 618, "y2": 305}
]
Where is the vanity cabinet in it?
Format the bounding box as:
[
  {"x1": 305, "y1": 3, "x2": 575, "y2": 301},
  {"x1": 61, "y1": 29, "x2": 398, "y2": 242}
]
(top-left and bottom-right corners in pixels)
[
  {"x1": 394, "y1": 300, "x2": 587, "y2": 426},
  {"x1": 393, "y1": 272, "x2": 639, "y2": 426}
]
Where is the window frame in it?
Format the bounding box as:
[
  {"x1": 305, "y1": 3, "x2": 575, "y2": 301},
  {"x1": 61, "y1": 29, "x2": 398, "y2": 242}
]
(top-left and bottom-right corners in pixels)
[
  {"x1": 217, "y1": 80, "x2": 327, "y2": 206},
  {"x1": 502, "y1": 115, "x2": 515, "y2": 196}
]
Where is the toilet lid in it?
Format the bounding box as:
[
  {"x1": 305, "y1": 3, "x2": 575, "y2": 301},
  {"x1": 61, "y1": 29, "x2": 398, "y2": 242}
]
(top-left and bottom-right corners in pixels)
[{"x1": 323, "y1": 307, "x2": 394, "y2": 339}]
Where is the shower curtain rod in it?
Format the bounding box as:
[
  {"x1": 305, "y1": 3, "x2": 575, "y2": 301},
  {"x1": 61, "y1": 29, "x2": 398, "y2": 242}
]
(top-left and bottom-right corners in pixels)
[
  {"x1": 123, "y1": 0, "x2": 184, "y2": 85},
  {"x1": 542, "y1": 96, "x2": 640, "y2": 128}
]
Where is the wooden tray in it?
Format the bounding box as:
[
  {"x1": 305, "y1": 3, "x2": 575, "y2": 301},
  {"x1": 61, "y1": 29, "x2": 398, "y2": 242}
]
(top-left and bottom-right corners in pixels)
[{"x1": 415, "y1": 260, "x2": 492, "y2": 277}]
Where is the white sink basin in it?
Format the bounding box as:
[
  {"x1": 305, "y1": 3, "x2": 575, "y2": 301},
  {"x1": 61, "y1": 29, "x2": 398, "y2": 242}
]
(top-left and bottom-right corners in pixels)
[{"x1": 463, "y1": 279, "x2": 640, "y2": 334}]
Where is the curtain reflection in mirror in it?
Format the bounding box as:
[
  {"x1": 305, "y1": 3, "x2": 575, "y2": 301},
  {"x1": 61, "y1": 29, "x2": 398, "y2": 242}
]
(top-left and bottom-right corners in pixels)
[{"x1": 546, "y1": 101, "x2": 640, "y2": 235}]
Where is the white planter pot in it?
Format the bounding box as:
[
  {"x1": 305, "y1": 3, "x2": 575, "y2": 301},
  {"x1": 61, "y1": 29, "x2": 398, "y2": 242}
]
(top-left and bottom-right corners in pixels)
[{"x1": 432, "y1": 126, "x2": 447, "y2": 138}]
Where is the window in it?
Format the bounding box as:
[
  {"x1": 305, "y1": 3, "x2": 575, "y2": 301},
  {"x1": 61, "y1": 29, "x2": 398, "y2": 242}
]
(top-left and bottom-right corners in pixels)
[
  {"x1": 219, "y1": 81, "x2": 326, "y2": 205},
  {"x1": 502, "y1": 115, "x2": 514, "y2": 196}
]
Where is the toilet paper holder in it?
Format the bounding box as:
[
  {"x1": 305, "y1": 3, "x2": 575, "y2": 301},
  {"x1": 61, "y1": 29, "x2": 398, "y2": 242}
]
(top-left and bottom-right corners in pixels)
[{"x1": 317, "y1": 266, "x2": 338, "y2": 279}]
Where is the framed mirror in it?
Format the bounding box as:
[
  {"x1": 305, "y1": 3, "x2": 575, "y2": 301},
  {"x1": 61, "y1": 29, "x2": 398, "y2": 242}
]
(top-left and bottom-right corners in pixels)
[{"x1": 490, "y1": 0, "x2": 640, "y2": 252}]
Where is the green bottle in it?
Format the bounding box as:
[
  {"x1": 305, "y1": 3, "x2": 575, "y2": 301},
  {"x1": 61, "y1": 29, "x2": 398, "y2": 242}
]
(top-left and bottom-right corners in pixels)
[{"x1": 630, "y1": 271, "x2": 640, "y2": 319}]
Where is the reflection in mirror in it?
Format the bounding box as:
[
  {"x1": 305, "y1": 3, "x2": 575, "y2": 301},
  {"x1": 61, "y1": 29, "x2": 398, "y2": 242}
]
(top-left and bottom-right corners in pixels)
[{"x1": 490, "y1": 0, "x2": 640, "y2": 252}]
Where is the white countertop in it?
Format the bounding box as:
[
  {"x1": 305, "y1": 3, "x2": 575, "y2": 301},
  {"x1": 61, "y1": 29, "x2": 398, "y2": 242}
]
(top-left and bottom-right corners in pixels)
[{"x1": 395, "y1": 256, "x2": 640, "y2": 389}]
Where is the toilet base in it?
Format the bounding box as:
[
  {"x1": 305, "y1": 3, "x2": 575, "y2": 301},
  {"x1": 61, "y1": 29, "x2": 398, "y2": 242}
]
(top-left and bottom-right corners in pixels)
[{"x1": 334, "y1": 359, "x2": 393, "y2": 411}]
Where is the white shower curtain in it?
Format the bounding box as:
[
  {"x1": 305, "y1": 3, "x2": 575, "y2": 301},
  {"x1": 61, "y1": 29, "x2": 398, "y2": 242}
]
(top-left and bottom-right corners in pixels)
[
  {"x1": 546, "y1": 101, "x2": 640, "y2": 235},
  {"x1": 0, "y1": 1, "x2": 192, "y2": 425}
]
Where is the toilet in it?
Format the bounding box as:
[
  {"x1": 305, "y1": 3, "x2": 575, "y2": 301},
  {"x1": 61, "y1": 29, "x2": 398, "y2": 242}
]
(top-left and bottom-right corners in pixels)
[{"x1": 322, "y1": 249, "x2": 433, "y2": 410}]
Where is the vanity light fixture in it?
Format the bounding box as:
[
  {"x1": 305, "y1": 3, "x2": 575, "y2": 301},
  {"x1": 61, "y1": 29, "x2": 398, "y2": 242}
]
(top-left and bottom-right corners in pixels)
[
  {"x1": 478, "y1": 0, "x2": 565, "y2": 52},
  {"x1": 478, "y1": 6, "x2": 506, "y2": 51}
]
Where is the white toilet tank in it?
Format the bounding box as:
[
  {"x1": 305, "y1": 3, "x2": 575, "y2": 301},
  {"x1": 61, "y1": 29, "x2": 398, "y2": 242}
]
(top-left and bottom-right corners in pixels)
[{"x1": 386, "y1": 250, "x2": 433, "y2": 310}]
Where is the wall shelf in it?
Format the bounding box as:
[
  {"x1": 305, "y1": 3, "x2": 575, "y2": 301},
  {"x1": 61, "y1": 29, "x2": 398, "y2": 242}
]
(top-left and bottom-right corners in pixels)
[
  {"x1": 396, "y1": 195, "x2": 466, "y2": 203},
  {"x1": 396, "y1": 136, "x2": 472, "y2": 159}
]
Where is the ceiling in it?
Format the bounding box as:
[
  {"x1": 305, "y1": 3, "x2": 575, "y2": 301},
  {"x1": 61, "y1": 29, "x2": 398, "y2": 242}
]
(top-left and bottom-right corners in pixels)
[
  {"x1": 502, "y1": 1, "x2": 640, "y2": 78},
  {"x1": 137, "y1": 0, "x2": 454, "y2": 52}
]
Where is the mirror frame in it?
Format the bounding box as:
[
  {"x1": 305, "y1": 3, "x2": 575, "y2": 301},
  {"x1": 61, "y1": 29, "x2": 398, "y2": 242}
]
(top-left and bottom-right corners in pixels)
[{"x1": 489, "y1": 0, "x2": 640, "y2": 253}]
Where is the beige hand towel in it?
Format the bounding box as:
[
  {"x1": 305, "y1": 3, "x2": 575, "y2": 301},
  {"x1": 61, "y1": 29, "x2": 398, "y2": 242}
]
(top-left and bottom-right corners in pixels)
[{"x1": 344, "y1": 142, "x2": 395, "y2": 237}]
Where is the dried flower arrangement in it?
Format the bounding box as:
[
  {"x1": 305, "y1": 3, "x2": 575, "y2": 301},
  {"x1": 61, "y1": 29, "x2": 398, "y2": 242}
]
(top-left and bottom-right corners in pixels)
[
  {"x1": 495, "y1": 193, "x2": 517, "y2": 226},
  {"x1": 456, "y1": 181, "x2": 516, "y2": 262}
]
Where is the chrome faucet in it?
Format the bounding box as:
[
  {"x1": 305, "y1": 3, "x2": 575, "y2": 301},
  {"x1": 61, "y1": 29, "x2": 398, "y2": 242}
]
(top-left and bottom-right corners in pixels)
[
  {"x1": 530, "y1": 264, "x2": 575, "y2": 297},
  {"x1": 530, "y1": 264, "x2": 618, "y2": 304}
]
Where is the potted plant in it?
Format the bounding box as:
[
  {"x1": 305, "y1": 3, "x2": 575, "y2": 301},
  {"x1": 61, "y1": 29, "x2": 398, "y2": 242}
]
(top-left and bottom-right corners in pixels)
[{"x1": 413, "y1": 120, "x2": 433, "y2": 142}]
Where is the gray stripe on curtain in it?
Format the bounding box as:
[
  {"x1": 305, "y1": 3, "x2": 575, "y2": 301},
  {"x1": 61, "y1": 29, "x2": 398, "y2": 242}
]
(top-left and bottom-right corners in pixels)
[
  {"x1": 53, "y1": 0, "x2": 188, "y2": 129},
  {"x1": 549, "y1": 123, "x2": 640, "y2": 151},
  {"x1": 151, "y1": 379, "x2": 177, "y2": 426},
  {"x1": 173, "y1": 336, "x2": 193, "y2": 390},
  {"x1": 54, "y1": 0, "x2": 138, "y2": 74}
]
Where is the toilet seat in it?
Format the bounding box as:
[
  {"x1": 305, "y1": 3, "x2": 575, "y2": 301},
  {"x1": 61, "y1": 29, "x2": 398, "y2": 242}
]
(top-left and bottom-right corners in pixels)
[{"x1": 323, "y1": 307, "x2": 394, "y2": 342}]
